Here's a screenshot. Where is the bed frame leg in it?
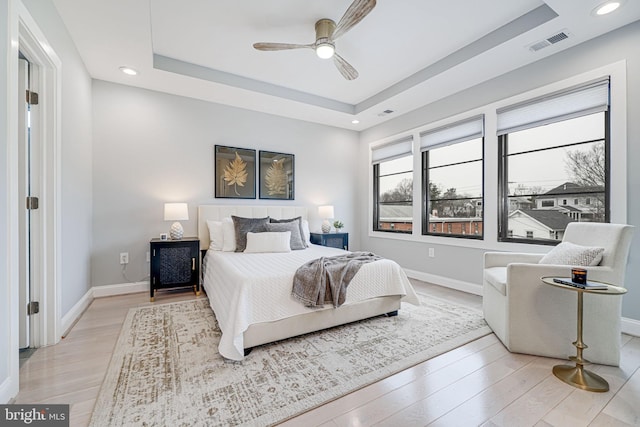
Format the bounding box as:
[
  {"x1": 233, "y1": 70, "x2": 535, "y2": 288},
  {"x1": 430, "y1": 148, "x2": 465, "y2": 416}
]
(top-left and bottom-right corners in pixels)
[
  {"x1": 244, "y1": 348, "x2": 253, "y2": 356},
  {"x1": 386, "y1": 310, "x2": 398, "y2": 317}
]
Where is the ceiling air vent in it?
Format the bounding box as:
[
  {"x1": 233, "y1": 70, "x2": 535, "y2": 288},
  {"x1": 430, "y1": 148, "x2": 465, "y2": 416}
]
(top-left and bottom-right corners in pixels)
[
  {"x1": 528, "y1": 29, "x2": 571, "y2": 52},
  {"x1": 378, "y1": 109, "x2": 395, "y2": 117}
]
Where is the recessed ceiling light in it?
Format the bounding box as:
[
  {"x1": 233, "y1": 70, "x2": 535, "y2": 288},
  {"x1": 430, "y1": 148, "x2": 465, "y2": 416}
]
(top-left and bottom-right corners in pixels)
[
  {"x1": 593, "y1": 1, "x2": 621, "y2": 15},
  {"x1": 351, "y1": 119, "x2": 360, "y2": 124},
  {"x1": 119, "y1": 66, "x2": 138, "y2": 76}
]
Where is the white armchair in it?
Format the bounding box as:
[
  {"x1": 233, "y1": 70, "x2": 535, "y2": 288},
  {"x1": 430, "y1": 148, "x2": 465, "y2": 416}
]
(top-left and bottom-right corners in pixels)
[{"x1": 483, "y1": 222, "x2": 634, "y2": 366}]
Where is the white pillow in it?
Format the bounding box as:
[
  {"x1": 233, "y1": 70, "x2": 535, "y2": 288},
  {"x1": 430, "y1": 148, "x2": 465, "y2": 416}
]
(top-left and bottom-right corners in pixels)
[
  {"x1": 222, "y1": 217, "x2": 236, "y2": 252},
  {"x1": 301, "y1": 220, "x2": 311, "y2": 246},
  {"x1": 206, "y1": 220, "x2": 224, "y2": 251},
  {"x1": 539, "y1": 241, "x2": 605, "y2": 266},
  {"x1": 244, "y1": 231, "x2": 291, "y2": 253}
]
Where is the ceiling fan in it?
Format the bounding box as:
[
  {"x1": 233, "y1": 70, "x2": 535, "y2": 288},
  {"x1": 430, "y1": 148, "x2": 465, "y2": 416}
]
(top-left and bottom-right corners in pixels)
[{"x1": 253, "y1": 0, "x2": 376, "y2": 80}]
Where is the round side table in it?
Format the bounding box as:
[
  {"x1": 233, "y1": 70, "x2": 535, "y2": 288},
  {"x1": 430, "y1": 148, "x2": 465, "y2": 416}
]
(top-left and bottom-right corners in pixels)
[{"x1": 541, "y1": 277, "x2": 627, "y2": 392}]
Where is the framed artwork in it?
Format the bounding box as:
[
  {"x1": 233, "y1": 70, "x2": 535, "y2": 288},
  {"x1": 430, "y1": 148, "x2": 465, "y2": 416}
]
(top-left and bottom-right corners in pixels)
[
  {"x1": 259, "y1": 151, "x2": 295, "y2": 200},
  {"x1": 214, "y1": 145, "x2": 256, "y2": 199}
]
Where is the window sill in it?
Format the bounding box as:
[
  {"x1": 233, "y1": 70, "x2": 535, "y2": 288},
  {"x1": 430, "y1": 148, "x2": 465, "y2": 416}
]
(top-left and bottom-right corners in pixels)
[{"x1": 368, "y1": 230, "x2": 553, "y2": 253}]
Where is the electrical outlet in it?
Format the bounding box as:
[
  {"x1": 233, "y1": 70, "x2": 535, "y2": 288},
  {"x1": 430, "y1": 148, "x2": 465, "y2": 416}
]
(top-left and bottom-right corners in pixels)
[
  {"x1": 120, "y1": 252, "x2": 129, "y2": 265},
  {"x1": 428, "y1": 248, "x2": 435, "y2": 258},
  {"x1": 146, "y1": 251, "x2": 150, "y2": 262}
]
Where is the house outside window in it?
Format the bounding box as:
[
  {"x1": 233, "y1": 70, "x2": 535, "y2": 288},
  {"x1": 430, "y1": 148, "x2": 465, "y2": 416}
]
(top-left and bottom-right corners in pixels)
[
  {"x1": 498, "y1": 79, "x2": 609, "y2": 244},
  {"x1": 421, "y1": 115, "x2": 484, "y2": 239},
  {"x1": 372, "y1": 137, "x2": 413, "y2": 233}
]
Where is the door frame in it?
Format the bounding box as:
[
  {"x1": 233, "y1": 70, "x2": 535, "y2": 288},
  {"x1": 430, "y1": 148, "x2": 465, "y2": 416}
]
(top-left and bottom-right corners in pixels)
[
  {"x1": 16, "y1": 1, "x2": 62, "y2": 350},
  {"x1": 2, "y1": 1, "x2": 61, "y2": 402}
]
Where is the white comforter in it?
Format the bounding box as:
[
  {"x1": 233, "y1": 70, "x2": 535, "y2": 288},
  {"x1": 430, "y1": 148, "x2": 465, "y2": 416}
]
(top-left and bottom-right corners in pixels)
[{"x1": 202, "y1": 244, "x2": 420, "y2": 360}]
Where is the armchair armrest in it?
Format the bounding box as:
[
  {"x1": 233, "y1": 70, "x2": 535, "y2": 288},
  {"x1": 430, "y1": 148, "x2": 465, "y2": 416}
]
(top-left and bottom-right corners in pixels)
[
  {"x1": 484, "y1": 251, "x2": 544, "y2": 268},
  {"x1": 505, "y1": 263, "x2": 617, "y2": 303}
]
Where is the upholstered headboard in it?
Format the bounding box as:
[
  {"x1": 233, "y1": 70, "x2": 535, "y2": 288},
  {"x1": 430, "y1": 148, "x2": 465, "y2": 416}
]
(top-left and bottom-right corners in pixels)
[{"x1": 198, "y1": 205, "x2": 308, "y2": 249}]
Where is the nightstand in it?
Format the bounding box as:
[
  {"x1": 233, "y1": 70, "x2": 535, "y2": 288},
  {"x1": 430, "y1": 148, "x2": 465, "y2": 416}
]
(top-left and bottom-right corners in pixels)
[
  {"x1": 149, "y1": 237, "x2": 200, "y2": 302},
  {"x1": 310, "y1": 232, "x2": 349, "y2": 250}
]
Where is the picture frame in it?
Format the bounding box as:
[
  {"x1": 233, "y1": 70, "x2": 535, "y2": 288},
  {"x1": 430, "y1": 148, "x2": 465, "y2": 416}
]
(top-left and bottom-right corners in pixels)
[
  {"x1": 259, "y1": 151, "x2": 295, "y2": 200},
  {"x1": 214, "y1": 145, "x2": 256, "y2": 199}
]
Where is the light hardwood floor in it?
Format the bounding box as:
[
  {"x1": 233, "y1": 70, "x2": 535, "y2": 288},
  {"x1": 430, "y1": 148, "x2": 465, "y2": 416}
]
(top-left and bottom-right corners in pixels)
[{"x1": 14, "y1": 282, "x2": 640, "y2": 426}]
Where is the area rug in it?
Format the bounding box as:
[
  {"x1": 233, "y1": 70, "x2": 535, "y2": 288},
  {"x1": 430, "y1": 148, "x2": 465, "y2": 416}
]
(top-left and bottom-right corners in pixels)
[{"x1": 89, "y1": 294, "x2": 490, "y2": 427}]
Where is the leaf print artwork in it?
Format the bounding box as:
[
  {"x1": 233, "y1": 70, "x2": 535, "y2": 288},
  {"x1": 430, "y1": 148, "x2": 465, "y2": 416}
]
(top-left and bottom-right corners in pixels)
[
  {"x1": 265, "y1": 159, "x2": 287, "y2": 195},
  {"x1": 223, "y1": 152, "x2": 248, "y2": 195}
]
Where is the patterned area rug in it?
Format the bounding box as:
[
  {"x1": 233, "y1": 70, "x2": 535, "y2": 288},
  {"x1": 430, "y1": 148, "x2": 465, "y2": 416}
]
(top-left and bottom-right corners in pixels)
[{"x1": 89, "y1": 294, "x2": 490, "y2": 426}]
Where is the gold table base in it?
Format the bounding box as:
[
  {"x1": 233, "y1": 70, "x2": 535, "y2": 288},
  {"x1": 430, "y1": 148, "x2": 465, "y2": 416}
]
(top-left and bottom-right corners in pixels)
[
  {"x1": 542, "y1": 277, "x2": 626, "y2": 393},
  {"x1": 552, "y1": 364, "x2": 609, "y2": 392}
]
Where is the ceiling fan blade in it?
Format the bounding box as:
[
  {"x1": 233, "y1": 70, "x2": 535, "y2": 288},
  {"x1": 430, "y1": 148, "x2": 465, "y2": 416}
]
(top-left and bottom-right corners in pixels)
[
  {"x1": 333, "y1": 53, "x2": 359, "y2": 80},
  {"x1": 333, "y1": 0, "x2": 376, "y2": 39},
  {"x1": 253, "y1": 42, "x2": 314, "y2": 51}
]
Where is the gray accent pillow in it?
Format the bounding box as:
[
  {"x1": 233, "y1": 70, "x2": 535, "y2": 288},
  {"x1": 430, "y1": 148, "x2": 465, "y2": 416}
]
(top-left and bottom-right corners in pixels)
[
  {"x1": 265, "y1": 222, "x2": 306, "y2": 250},
  {"x1": 270, "y1": 217, "x2": 308, "y2": 248},
  {"x1": 538, "y1": 241, "x2": 605, "y2": 266},
  {"x1": 231, "y1": 216, "x2": 270, "y2": 252}
]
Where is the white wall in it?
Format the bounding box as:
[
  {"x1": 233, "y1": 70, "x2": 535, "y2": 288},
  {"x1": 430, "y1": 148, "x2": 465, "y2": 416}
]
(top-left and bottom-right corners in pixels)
[
  {"x1": 21, "y1": 0, "x2": 93, "y2": 317},
  {"x1": 359, "y1": 21, "x2": 640, "y2": 322},
  {"x1": 91, "y1": 81, "x2": 359, "y2": 287}
]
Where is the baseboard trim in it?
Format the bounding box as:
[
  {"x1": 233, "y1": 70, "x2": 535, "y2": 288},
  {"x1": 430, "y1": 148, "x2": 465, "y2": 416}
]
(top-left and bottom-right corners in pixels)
[
  {"x1": 58, "y1": 282, "x2": 149, "y2": 339},
  {"x1": 60, "y1": 288, "x2": 93, "y2": 338},
  {"x1": 0, "y1": 376, "x2": 18, "y2": 405},
  {"x1": 622, "y1": 317, "x2": 640, "y2": 337},
  {"x1": 91, "y1": 281, "x2": 149, "y2": 298},
  {"x1": 404, "y1": 269, "x2": 483, "y2": 296}
]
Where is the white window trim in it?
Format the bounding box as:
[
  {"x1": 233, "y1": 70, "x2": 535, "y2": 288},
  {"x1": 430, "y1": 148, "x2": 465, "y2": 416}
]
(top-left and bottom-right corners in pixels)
[{"x1": 368, "y1": 60, "x2": 627, "y2": 252}]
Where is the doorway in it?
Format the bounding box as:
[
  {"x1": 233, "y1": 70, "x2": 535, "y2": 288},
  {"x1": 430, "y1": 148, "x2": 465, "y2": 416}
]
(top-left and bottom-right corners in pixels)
[
  {"x1": 15, "y1": 5, "x2": 63, "y2": 351},
  {"x1": 17, "y1": 53, "x2": 40, "y2": 354}
]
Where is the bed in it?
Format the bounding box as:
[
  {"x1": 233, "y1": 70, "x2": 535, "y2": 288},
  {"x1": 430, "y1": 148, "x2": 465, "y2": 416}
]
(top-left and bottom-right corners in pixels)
[{"x1": 198, "y1": 205, "x2": 420, "y2": 361}]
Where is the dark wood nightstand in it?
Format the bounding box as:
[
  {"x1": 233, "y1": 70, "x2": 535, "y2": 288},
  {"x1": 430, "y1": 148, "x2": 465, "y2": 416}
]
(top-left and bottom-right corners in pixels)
[
  {"x1": 149, "y1": 237, "x2": 200, "y2": 302},
  {"x1": 310, "y1": 232, "x2": 349, "y2": 250}
]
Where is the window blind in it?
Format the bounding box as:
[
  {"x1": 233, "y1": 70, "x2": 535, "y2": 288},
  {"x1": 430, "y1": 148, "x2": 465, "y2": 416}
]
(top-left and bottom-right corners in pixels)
[
  {"x1": 371, "y1": 136, "x2": 413, "y2": 164},
  {"x1": 497, "y1": 78, "x2": 609, "y2": 136},
  {"x1": 420, "y1": 115, "x2": 484, "y2": 151}
]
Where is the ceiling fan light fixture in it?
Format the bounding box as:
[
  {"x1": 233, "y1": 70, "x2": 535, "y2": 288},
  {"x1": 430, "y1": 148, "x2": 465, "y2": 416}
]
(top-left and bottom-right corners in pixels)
[{"x1": 316, "y1": 42, "x2": 335, "y2": 59}]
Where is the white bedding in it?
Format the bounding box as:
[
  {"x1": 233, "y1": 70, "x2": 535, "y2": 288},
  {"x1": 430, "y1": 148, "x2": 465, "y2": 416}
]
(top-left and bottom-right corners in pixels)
[{"x1": 202, "y1": 244, "x2": 420, "y2": 360}]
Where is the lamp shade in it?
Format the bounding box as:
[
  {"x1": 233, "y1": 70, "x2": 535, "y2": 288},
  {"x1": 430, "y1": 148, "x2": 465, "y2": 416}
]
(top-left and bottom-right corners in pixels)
[
  {"x1": 164, "y1": 203, "x2": 189, "y2": 221},
  {"x1": 318, "y1": 205, "x2": 334, "y2": 219}
]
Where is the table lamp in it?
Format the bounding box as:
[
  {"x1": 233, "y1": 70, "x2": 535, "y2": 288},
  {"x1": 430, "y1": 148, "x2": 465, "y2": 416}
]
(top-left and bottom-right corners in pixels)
[
  {"x1": 164, "y1": 203, "x2": 189, "y2": 240},
  {"x1": 318, "y1": 205, "x2": 334, "y2": 233}
]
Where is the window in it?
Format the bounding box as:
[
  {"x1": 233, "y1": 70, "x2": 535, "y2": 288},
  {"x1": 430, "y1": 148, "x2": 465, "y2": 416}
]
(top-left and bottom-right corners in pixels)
[
  {"x1": 421, "y1": 116, "x2": 484, "y2": 238},
  {"x1": 498, "y1": 79, "x2": 609, "y2": 244},
  {"x1": 372, "y1": 137, "x2": 413, "y2": 233}
]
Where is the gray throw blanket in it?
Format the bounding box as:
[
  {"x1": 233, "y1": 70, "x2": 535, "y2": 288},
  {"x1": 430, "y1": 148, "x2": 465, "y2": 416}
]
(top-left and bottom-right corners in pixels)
[{"x1": 292, "y1": 252, "x2": 382, "y2": 308}]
